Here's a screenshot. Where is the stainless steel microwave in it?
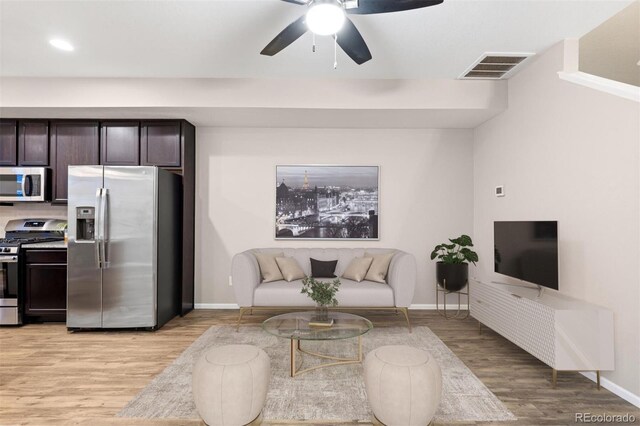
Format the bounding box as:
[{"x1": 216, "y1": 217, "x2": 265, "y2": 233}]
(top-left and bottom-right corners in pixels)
[{"x1": 0, "y1": 167, "x2": 50, "y2": 202}]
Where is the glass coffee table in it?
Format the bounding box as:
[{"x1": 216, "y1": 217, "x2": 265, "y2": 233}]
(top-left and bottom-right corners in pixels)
[{"x1": 262, "y1": 311, "x2": 373, "y2": 377}]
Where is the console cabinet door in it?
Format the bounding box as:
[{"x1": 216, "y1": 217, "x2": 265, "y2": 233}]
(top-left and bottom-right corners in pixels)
[
  {"x1": 141, "y1": 121, "x2": 181, "y2": 168},
  {"x1": 18, "y1": 120, "x2": 49, "y2": 166},
  {"x1": 101, "y1": 121, "x2": 140, "y2": 165},
  {"x1": 0, "y1": 120, "x2": 18, "y2": 166},
  {"x1": 50, "y1": 121, "x2": 100, "y2": 204}
]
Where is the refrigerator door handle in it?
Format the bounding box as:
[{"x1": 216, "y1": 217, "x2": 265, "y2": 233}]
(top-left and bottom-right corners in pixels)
[
  {"x1": 95, "y1": 188, "x2": 103, "y2": 269},
  {"x1": 101, "y1": 188, "x2": 109, "y2": 268}
]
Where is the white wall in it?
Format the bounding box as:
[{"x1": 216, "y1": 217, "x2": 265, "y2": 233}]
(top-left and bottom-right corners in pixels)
[
  {"x1": 474, "y1": 41, "x2": 640, "y2": 398},
  {"x1": 195, "y1": 127, "x2": 474, "y2": 306}
]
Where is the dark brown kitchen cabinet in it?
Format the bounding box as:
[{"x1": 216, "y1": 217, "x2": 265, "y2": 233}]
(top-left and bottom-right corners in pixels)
[
  {"x1": 24, "y1": 249, "x2": 67, "y2": 322},
  {"x1": 101, "y1": 121, "x2": 140, "y2": 165},
  {"x1": 0, "y1": 120, "x2": 18, "y2": 166},
  {"x1": 50, "y1": 121, "x2": 99, "y2": 204},
  {"x1": 141, "y1": 121, "x2": 181, "y2": 167},
  {"x1": 18, "y1": 120, "x2": 49, "y2": 166}
]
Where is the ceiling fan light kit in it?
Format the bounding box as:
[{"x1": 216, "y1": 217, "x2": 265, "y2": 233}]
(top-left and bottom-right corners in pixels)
[
  {"x1": 261, "y1": 0, "x2": 444, "y2": 66},
  {"x1": 306, "y1": 1, "x2": 346, "y2": 36}
]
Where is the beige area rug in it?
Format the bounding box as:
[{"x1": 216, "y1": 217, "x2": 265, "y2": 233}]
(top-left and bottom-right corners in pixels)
[{"x1": 118, "y1": 325, "x2": 516, "y2": 423}]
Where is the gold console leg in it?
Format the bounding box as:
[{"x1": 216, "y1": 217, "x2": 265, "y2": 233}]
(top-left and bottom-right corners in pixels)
[
  {"x1": 478, "y1": 320, "x2": 482, "y2": 335},
  {"x1": 596, "y1": 370, "x2": 601, "y2": 390},
  {"x1": 552, "y1": 369, "x2": 557, "y2": 388}
]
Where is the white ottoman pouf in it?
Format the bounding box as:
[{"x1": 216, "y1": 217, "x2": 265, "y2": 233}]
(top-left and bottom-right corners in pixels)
[
  {"x1": 193, "y1": 344, "x2": 270, "y2": 426},
  {"x1": 364, "y1": 345, "x2": 442, "y2": 426}
]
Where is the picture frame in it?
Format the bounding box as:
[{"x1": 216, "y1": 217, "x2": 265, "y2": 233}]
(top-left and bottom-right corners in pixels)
[{"x1": 275, "y1": 165, "x2": 380, "y2": 240}]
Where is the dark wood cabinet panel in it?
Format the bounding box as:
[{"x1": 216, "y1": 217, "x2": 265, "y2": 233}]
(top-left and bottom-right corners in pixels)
[
  {"x1": 141, "y1": 121, "x2": 181, "y2": 168},
  {"x1": 18, "y1": 120, "x2": 49, "y2": 166},
  {"x1": 0, "y1": 120, "x2": 18, "y2": 166},
  {"x1": 101, "y1": 121, "x2": 140, "y2": 165},
  {"x1": 24, "y1": 250, "x2": 67, "y2": 322},
  {"x1": 50, "y1": 121, "x2": 99, "y2": 204},
  {"x1": 25, "y1": 250, "x2": 67, "y2": 263}
]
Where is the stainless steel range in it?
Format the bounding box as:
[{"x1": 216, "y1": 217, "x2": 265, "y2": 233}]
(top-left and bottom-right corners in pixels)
[{"x1": 0, "y1": 219, "x2": 66, "y2": 325}]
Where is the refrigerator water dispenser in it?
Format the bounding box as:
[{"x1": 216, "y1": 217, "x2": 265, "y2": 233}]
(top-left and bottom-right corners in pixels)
[{"x1": 76, "y1": 207, "x2": 95, "y2": 241}]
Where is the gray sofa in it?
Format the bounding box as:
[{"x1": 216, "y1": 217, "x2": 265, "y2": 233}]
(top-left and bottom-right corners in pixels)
[{"x1": 231, "y1": 248, "x2": 417, "y2": 330}]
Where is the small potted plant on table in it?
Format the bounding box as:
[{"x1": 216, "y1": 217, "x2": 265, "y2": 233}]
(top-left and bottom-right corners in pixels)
[{"x1": 301, "y1": 277, "x2": 341, "y2": 326}]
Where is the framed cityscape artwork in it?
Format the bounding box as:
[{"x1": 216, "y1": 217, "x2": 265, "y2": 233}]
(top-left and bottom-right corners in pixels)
[{"x1": 275, "y1": 165, "x2": 379, "y2": 240}]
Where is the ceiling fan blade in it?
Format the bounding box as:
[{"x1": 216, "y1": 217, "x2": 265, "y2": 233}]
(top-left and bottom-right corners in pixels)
[
  {"x1": 279, "y1": 0, "x2": 308, "y2": 5},
  {"x1": 336, "y1": 18, "x2": 372, "y2": 65},
  {"x1": 347, "y1": 0, "x2": 443, "y2": 15},
  {"x1": 260, "y1": 15, "x2": 308, "y2": 56}
]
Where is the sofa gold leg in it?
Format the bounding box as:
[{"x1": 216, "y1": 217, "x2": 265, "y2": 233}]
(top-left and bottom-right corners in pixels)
[
  {"x1": 400, "y1": 307, "x2": 412, "y2": 333},
  {"x1": 236, "y1": 307, "x2": 247, "y2": 332}
]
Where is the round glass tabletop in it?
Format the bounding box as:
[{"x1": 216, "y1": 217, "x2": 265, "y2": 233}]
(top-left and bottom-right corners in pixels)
[{"x1": 262, "y1": 311, "x2": 373, "y2": 341}]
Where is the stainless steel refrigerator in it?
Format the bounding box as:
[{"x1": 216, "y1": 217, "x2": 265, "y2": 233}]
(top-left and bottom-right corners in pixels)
[{"x1": 67, "y1": 166, "x2": 181, "y2": 330}]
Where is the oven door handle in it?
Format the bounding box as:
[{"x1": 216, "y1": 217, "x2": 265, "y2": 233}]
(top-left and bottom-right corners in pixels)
[
  {"x1": 0, "y1": 256, "x2": 18, "y2": 264},
  {"x1": 95, "y1": 188, "x2": 102, "y2": 269}
]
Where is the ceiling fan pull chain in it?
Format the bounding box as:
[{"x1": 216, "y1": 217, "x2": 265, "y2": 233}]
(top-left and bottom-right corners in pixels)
[
  {"x1": 334, "y1": 34, "x2": 338, "y2": 69},
  {"x1": 312, "y1": 33, "x2": 316, "y2": 53}
]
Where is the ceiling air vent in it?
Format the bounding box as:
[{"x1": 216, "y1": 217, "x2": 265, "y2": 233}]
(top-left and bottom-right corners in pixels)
[{"x1": 459, "y1": 53, "x2": 534, "y2": 80}]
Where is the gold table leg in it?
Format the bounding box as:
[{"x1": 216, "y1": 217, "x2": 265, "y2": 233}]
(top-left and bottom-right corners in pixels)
[{"x1": 289, "y1": 335, "x2": 363, "y2": 378}]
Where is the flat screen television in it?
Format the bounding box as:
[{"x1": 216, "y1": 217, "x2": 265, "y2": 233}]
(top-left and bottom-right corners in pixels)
[{"x1": 494, "y1": 221, "x2": 559, "y2": 290}]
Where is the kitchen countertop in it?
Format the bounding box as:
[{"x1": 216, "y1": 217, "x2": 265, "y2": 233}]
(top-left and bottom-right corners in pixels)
[{"x1": 22, "y1": 241, "x2": 67, "y2": 249}]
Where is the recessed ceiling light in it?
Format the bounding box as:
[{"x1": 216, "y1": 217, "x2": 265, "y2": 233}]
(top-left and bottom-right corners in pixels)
[{"x1": 49, "y1": 39, "x2": 74, "y2": 52}]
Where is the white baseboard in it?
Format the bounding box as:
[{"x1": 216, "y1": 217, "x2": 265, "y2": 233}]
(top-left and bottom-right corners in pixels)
[
  {"x1": 194, "y1": 303, "x2": 468, "y2": 310},
  {"x1": 581, "y1": 372, "x2": 640, "y2": 408},
  {"x1": 195, "y1": 303, "x2": 239, "y2": 309},
  {"x1": 409, "y1": 304, "x2": 469, "y2": 310}
]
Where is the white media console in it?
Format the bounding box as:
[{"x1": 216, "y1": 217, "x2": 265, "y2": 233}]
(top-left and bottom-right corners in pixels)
[{"x1": 470, "y1": 280, "x2": 614, "y2": 388}]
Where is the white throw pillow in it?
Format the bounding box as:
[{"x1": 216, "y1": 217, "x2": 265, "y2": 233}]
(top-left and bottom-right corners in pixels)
[
  {"x1": 275, "y1": 257, "x2": 306, "y2": 282},
  {"x1": 364, "y1": 251, "x2": 396, "y2": 283},
  {"x1": 342, "y1": 257, "x2": 374, "y2": 283},
  {"x1": 254, "y1": 251, "x2": 284, "y2": 283}
]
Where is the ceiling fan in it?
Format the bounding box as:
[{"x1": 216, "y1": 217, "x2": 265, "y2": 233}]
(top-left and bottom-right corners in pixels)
[{"x1": 261, "y1": 0, "x2": 444, "y2": 65}]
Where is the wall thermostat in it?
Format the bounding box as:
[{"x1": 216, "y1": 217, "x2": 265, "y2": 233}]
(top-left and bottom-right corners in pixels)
[{"x1": 495, "y1": 185, "x2": 505, "y2": 197}]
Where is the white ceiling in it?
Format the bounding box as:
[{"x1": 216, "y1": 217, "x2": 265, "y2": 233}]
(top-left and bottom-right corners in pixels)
[{"x1": 0, "y1": 0, "x2": 632, "y2": 79}]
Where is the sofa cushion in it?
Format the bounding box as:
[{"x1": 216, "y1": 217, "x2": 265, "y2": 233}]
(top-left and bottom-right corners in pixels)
[
  {"x1": 310, "y1": 258, "x2": 338, "y2": 278},
  {"x1": 253, "y1": 278, "x2": 394, "y2": 307},
  {"x1": 254, "y1": 251, "x2": 284, "y2": 283},
  {"x1": 364, "y1": 251, "x2": 395, "y2": 283},
  {"x1": 275, "y1": 257, "x2": 306, "y2": 282},
  {"x1": 342, "y1": 257, "x2": 374, "y2": 282}
]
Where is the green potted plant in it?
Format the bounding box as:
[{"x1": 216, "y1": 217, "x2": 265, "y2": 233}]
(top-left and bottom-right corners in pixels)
[
  {"x1": 430, "y1": 235, "x2": 479, "y2": 292},
  {"x1": 301, "y1": 277, "x2": 341, "y2": 322}
]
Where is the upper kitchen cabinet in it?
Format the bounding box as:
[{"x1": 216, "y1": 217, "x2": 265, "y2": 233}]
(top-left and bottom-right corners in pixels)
[
  {"x1": 141, "y1": 121, "x2": 182, "y2": 168},
  {"x1": 0, "y1": 120, "x2": 18, "y2": 166},
  {"x1": 50, "y1": 121, "x2": 99, "y2": 204},
  {"x1": 18, "y1": 120, "x2": 49, "y2": 166},
  {"x1": 101, "y1": 121, "x2": 140, "y2": 166}
]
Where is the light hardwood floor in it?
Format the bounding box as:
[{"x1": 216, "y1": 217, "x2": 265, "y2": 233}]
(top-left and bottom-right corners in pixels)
[{"x1": 1, "y1": 310, "x2": 638, "y2": 425}]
